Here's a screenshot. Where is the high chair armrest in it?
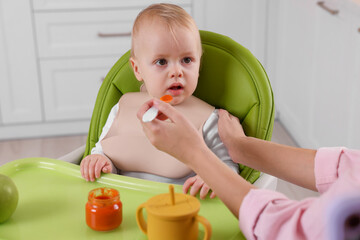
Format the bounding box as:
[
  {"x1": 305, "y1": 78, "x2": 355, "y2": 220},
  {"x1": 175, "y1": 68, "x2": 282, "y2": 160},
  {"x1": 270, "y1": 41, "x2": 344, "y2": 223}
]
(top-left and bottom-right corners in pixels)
[{"x1": 58, "y1": 144, "x2": 85, "y2": 165}]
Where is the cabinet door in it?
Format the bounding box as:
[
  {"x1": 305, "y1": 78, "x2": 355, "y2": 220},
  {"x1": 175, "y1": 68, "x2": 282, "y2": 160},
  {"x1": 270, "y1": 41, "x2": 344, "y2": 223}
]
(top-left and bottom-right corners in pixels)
[
  {"x1": 309, "y1": 3, "x2": 354, "y2": 148},
  {"x1": 348, "y1": 18, "x2": 360, "y2": 148},
  {"x1": 34, "y1": 10, "x2": 137, "y2": 59},
  {"x1": 270, "y1": 0, "x2": 318, "y2": 148},
  {"x1": 200, "y1": 0, "x2": 267, "y2": 65},
  {"x1": 0, "y1": 0, "x2": 42, "y2": 124},
  {"x1": 40, "y1": 57, "x2": 118, "y2": 121},
  {"x1": 270, "y1": 0, "x2": 359, "y2": 148}
]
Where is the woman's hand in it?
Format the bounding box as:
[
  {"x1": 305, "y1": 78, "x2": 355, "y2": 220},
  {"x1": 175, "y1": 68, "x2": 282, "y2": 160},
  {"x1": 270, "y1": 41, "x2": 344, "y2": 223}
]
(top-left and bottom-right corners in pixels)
[
  {"x1": 218, "y1": 109, "x2": 246, "y2": 164},
  {"x1": 137, "y1": 99, "x2": 207, "y2": 164}
]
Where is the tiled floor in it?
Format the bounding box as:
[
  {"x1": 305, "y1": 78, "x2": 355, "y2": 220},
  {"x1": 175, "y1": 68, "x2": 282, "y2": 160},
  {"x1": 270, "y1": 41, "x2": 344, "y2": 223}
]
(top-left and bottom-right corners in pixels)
[{"x1": 0, "y1": 120, "x2": 318, "y2": 200}]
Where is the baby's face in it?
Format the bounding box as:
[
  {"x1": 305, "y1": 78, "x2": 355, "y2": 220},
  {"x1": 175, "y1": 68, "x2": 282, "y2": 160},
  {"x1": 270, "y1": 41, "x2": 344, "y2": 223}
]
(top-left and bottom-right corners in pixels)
[{"x1": 131, "y1": 20, "x2": 201, "y2": 105}]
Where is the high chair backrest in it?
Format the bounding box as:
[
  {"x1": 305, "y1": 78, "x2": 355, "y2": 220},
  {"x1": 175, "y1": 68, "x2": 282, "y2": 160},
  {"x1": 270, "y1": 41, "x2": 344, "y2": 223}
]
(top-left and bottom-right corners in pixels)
[{"x1": 83, "y1": 30, "x2": 275, "y2": 183}]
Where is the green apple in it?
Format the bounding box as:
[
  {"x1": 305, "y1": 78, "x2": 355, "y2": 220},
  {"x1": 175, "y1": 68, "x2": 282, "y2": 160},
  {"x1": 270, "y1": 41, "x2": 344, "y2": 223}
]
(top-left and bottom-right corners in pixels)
[{"x1": 0, "y1": 174, "x2": 19, "y2": 223}]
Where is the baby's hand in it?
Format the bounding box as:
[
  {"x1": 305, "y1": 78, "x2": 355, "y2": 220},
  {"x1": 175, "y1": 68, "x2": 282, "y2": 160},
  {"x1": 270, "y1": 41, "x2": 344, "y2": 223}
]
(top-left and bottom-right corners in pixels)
[
  {"x1": 80, "y1": 154, "x2": 113, "y2": 182},
  {"x1": 183, "y1": 175, "x2": 216, "y2": 199}
]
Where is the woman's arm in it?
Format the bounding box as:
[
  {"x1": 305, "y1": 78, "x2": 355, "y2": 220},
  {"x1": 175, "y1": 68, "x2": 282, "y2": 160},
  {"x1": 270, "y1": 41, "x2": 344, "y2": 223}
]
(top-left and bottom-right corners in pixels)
[
  {"x1": 189, "y1": 145, "x2": 254, "y2": 216},
  {"x1": 218, "y1": 109, "x2": 317, "y2": 191}
]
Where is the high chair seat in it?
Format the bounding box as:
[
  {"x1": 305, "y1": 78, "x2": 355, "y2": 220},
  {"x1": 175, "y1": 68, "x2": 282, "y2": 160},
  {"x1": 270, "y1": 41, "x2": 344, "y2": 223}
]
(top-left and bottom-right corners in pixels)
[{"x1": 62, "y1": 30, "x2": 276, "y2": 189}]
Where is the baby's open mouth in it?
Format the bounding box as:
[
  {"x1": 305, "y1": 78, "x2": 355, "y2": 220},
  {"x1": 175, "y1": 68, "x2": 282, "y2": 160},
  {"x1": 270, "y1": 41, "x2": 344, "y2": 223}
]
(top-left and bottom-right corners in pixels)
[
  {"x1": 168, "y1": 84, "x2": 184, "y2": 96},
  {"x1": 169, "y1": 85, "x2": 183, "y2": 90}
]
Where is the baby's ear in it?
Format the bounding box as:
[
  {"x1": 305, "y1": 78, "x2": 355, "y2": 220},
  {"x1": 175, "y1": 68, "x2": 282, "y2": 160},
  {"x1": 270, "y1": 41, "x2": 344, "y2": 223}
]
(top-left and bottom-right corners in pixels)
[{"x1": 130, "y1": 57, "x2": 142, "y2": 81}]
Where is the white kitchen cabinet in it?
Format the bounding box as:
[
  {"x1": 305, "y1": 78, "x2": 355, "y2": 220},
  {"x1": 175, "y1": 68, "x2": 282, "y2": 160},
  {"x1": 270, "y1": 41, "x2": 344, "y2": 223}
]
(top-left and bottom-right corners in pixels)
[
  {"x1": 268, "y1": 0, "x2": 360, "y2": 148},
  {"x1": 310, "y1": 2, "x2": 355, "y2": 148},
  {"x1": 33, "y1": 3, "x2": 193, "y2": 123},
  {"x1": 0, "y1": 0, "x2": 42, "y2": 125},
  {"x1": 267, "y1": 0, "x2": 317, "y2": 147},
  {"x1": 34, "y1": 10, "x2": 138, "y2": 59},
  {"x1": 348, "y1": 9, "x2": 360, "y2": 147},
  {"x1": 39, "y1": 57, "x2": 118, "y2": 121}
]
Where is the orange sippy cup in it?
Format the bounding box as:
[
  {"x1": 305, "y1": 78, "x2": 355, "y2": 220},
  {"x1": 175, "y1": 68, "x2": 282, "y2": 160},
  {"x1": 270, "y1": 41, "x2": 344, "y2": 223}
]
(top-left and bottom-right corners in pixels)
[{"x1": 136, "y1": 185, "x2": 211, "y2": 240}]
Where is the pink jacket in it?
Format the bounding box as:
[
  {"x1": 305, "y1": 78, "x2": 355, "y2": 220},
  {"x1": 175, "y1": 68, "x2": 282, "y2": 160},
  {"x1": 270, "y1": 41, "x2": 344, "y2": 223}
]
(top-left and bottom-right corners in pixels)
[{"x1": 239, "y1": 147, "x2": 360, "y2": 239}]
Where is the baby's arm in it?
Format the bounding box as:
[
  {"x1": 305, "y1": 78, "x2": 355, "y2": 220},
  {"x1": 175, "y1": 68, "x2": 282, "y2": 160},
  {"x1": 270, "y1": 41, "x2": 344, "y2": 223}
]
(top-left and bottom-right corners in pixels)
[
  {"x1": 183, "y1": 110, "x2": 239, "y2": 199},
  {"x1": 80, "y1": 103, "x2": 119, "y2": 181}
]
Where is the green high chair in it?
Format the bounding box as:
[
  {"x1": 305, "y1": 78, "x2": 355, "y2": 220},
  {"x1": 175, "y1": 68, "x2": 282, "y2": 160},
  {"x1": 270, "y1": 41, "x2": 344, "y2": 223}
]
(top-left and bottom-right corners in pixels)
[{"x1": 60, "y1": 30, "x2": 276, "y2": 188}]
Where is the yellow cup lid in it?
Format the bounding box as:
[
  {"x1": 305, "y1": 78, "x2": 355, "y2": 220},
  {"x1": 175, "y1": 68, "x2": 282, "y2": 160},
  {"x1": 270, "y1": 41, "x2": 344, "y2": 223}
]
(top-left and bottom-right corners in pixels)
[{"x1": 145, "y1": 186, "x2": 200, "y2": 220}]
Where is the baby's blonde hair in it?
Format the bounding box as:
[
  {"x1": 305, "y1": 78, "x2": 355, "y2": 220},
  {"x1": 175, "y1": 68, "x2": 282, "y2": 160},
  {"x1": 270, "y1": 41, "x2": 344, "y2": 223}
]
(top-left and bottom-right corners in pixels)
[{"x1": 131, "y1": 3, "x2": 201, "y2": 57}]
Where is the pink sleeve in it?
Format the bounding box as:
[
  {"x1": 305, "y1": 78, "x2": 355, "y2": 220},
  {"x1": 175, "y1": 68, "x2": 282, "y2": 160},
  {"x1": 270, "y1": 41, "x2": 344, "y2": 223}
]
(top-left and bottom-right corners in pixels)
[
  {"x1": 239, "y1": 189, "x2": 315, "y2": 239},
  {"x1": 315, "y1": 147, "x2": 360, "y2": 193},
  {"x1": 239, "y1": 147, "x2": 360, "y2": 240}
]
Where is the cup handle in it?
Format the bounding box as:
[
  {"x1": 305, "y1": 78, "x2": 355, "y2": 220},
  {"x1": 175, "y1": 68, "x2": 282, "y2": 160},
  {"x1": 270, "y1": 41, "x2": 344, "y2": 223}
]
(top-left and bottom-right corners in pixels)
[
  {"x1": 136, "y1": 203, "x2": 147, "y2": 234},
  {"x1": 196, "y1": 215, "x2": 212, "y2": 240}
]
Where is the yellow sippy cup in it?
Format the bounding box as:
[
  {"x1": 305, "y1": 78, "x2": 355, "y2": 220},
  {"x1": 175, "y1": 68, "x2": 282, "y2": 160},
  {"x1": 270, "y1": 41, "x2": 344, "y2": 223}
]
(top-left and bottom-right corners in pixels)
[{"x1": 136, "y1": 185, "x2": 212, "y2": 240}]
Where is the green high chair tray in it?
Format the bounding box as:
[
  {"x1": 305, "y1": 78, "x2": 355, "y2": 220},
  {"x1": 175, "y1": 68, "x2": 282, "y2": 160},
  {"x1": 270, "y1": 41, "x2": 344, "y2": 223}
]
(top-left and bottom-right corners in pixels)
[{"x1": 0, "y1": 158, "x2": 245, "y2": 239}]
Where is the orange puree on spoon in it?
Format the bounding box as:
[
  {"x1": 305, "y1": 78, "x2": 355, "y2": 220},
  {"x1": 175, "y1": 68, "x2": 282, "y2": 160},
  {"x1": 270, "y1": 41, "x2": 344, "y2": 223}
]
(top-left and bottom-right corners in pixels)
[
  {"x1": 160, "y1": 95, "x2": 173, "y2": 103},
  {"x1": 142, "y1": 95, "x2": 173, "y2": 122}
]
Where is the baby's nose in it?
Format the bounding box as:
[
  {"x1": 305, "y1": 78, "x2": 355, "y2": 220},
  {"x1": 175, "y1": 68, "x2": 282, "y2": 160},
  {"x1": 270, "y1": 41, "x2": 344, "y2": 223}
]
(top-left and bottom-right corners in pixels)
[{"x1": 169, "y1": 64, "x2": 183, "y2": 78}]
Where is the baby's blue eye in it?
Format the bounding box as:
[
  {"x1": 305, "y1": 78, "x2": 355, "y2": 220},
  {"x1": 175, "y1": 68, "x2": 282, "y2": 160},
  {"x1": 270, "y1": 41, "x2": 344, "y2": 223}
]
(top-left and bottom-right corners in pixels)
[
  {"x1": 155, "y1": 59, "x2": 167, "y2": 66},
  {"x1": 182, "y1": 57, "x2": 192, "y2": 64}
]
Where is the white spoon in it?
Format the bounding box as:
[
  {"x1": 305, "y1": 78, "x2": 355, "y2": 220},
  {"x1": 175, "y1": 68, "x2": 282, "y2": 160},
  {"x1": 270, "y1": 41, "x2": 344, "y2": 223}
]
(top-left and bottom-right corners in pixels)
[{"x1": 142, "y1": 95, "x2": 173, "y2": 122}]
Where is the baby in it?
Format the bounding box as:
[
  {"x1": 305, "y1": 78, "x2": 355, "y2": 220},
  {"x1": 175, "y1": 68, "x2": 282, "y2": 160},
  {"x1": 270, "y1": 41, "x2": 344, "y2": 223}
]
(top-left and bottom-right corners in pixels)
[{"x1": 80, "y1": 3, "x2": 239, "y2": 199}]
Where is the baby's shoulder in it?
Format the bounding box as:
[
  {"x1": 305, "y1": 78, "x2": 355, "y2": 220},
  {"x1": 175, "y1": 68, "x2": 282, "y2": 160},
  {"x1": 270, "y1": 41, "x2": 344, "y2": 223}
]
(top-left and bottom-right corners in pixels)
[
  {"x1": 176, "y1": 96, "x2": 215, "y2": 123},
  {"x1": 187, "y1": 95, "x2": 215, "y2": 110},
  {"x1": 119, "y1": 92, "x2": 151, "y2": 105},
  {"x1": 120, "y1": 92, "x2": 149, "y2": 100}
]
